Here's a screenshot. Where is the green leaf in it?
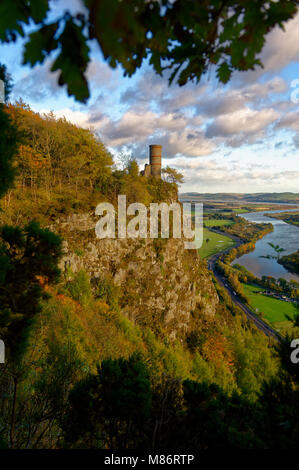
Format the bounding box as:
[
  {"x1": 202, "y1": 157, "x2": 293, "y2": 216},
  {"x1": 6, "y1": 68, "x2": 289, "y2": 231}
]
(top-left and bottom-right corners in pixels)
[
  {"x1": 0, "y1": 0, "x2": 49, "y2": 42},
  {"x1": 30, "y1": 0, "x2": 49, "y2": 23},
  {"x1": 0, "y1": 0, "x2": 28, "y2": 41},
  {"x1": 217, "y1": 62, "x2": 232, "y2": 84},
  {"x1": 51, "y1": 18, "x2": 90, "y2": 103},
  {"x1": 2, "y1": 0, "x2": 299, "y2": 97},
  {"x1": 23, "y1": 22, "x2": 59, "y2": 65}
]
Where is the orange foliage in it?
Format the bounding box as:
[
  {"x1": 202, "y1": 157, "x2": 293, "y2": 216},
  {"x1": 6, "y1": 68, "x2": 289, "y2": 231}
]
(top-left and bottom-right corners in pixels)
[
  {"x1": 36, "y1": 275, "x2": 48, "y2": 288},
  {"x1": 202, "y1": 333, "x2": 235, "y2": 370},
  {"x1": 19, "y1": 144, "x2": 49, "y2": 170}
]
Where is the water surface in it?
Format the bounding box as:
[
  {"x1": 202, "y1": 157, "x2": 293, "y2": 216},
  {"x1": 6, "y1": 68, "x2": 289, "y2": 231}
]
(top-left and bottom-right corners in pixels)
[{"x1": 233, "y1": 208, "x2": 299, "y2": 282}]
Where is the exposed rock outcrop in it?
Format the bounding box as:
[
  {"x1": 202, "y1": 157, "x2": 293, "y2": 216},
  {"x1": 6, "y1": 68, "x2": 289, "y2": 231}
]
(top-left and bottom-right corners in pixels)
[{"x1": 50, "y1": 213, "x2": 218, "y2": 339}]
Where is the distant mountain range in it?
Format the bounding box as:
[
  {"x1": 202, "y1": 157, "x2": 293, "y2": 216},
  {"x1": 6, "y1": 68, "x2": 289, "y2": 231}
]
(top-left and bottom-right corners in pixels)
[{"x1": 179, "y1": 192, "x2": 299, "y2": 204}]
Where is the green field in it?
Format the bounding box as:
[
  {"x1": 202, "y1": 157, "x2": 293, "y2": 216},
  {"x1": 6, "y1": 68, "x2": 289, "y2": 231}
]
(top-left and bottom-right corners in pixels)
[
  {"x1": 243, "y1": 283, "x2": 298, "y2": 333},
  {"x1": 204, "y1": 218, "x2": 234, "y2": 227},
  {"x1": 232, "y1": 208, "x2": 249, "y2": 214},
  {"x1": 197, "y1": 228, "x2": 235, "y2": 259}
]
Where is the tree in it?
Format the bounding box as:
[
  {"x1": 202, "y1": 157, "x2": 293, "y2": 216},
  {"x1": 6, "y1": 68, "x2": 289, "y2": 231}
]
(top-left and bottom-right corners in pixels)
[
  {"x1": 260, "y1": 242, "x2": 286, "y2": 260},
  {"x1": 62, "y1": 354, "x2": 152, "y2": 448},
  {"x1": 118, "y1": 152, "x2": 134, "y2": 171},
  {"x1": 0, "y1": 63, "x2": 13, "y2": 102},
  {"x1": 127, "y1": 159, "x2": 140, "y2": 178},
  {"x1": 0, "y1": 63, "x2": 18, "y2": 198},
  {"x1": 0, "y1": 104, "x2": 18, "y2": 198},
  {"x1": 2, "y1": 102, "x2": 114, "y2": 212},
  {"x1": 0, "y1": 221, "x2": 62, "y2": 360},
  {"x1": 0, "y1": 69, "x2": 65, "y2": 448},
  {"x1": 0, "y1": 1, "x2": 297, "y2": 102},
  {"x1": 162, "y1": 166, "x2": 184, "y2": 185},
  {"x1": 0, "y1": 221, "x2": 62, "y2": 448}
]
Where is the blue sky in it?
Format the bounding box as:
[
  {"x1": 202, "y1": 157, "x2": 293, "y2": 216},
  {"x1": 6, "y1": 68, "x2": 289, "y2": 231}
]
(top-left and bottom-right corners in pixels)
[{"x1": 2, "y1": 0, "x2": 299, "y2": 193}]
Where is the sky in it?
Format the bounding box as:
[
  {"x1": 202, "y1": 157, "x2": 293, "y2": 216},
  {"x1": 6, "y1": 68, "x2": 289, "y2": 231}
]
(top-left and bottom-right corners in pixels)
[{"x1": 1, "y1": 0, "x2": 299, "y2": 194}]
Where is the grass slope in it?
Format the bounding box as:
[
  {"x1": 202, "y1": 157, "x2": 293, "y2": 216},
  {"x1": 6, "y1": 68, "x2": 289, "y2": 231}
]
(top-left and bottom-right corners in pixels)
[
  {"x1": 243, "y1": 283, "x2": 298, "y2": 333},
  {"x1": 204, "y1": 219, "x2": 234, "y2": 227},
  {"x1": 198, "y1": 228, "x2": 235, "y2": 259}
]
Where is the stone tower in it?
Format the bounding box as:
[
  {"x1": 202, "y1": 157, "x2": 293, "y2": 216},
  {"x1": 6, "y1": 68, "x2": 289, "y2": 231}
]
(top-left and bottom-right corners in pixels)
[
  {"x1": 141, "y1": 145, "x2": 162, "y2": 178},
  {"x1": 149, "y1": 144, "x2": 162, "y2": 178}
]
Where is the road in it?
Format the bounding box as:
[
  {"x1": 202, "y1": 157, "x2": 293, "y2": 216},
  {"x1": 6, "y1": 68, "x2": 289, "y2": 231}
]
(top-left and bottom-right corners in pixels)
[{"x1": 206, "y1": 228, "x2": 281, "y2": 341}]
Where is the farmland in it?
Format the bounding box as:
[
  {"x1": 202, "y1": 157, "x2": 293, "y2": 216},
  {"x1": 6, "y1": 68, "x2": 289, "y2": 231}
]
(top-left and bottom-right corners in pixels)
[
  {"x1": 198, "y1": 227, "x2": 236, "y2": 259},
  {"x1": 204, "y1": 218, "x2": 234, "y2": 227},
  {"x1": 242, "y1": 283, "x2": 298, "y2": 333}
]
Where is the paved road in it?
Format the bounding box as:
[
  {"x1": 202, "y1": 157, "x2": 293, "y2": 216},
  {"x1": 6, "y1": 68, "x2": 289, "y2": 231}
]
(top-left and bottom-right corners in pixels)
[{"x1": 207, "y1": 228, "x2": 281, "y2": 341}]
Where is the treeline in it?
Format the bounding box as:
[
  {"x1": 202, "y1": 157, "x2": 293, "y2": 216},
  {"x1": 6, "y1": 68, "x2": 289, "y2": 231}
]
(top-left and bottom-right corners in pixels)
[
  {"x1": 278, "y1": 251, "x2": 299, "y2": 276},
  {"x1": 220, "y1": 215, "x2": 273, "y2": 243},
  {"x1": 203, "y1": 212, "x2": 273, "y2": 243},
  {"x1": 235, "y1": 264, "x2": 299, "y2": 297},
  {"x1": 217, "y1": 260, "x2": 299, "y2": 304},
  {"x1": 265, "y1": 211, "x2": 299, "y2": 227},
  {"x1": 215, "y1": 240, "x2": 262, "y2": 303},
  {"x1": 61, "y1": 348, "x2": 299, "y2": 449},
  {"x1": 216, "y1": 260, "x2": 249, "y2": 303}
]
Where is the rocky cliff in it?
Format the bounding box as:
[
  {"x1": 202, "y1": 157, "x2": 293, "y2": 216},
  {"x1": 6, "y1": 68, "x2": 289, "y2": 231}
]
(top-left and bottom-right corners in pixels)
[{"x1": 50, "y1": 213, "x2": 218, "y2": 339}]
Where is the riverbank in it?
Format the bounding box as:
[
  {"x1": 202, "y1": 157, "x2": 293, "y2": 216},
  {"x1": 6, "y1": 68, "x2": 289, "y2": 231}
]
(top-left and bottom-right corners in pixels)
[
  {"x1": 278, "y1": 250, "x2": 299, "y2": 275},
  {"x1": 206, "y1": 236, "x2": 280, "y2": 340},
  {"x1": 233, "y1": 208, "x2": 299, "y2": 282},
  {"x1": 207, "y1": 222, "x2": 299, "y2": 336},
  {"x1": 260, "y1": 211, "x2": 299, "y2": 276},
  {"x1": 264, "y1": 211, "x2": 299, "y2": 227}
]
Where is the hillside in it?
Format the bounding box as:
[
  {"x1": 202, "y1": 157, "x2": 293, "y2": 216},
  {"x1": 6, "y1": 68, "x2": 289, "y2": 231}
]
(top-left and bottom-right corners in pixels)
[
  {"x1": 0, "y1": 103, "x2": 296, "y2": 449},
  {"x1": 180, "y1": 192, "x2": 299, "y2": 204}
]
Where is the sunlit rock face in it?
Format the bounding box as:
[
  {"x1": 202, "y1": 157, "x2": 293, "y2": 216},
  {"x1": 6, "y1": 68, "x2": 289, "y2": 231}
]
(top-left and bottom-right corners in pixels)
[{"x1": 50, "y1": 213, "x2": 218, "y2": 340}]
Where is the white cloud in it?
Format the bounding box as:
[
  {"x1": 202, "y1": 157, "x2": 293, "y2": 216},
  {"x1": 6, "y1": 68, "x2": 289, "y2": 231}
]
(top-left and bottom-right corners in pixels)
[
  {"x1": 262, "y1": 13, "x2": 299, "y2": 73},
  {"x1": 94, "y1": 107, "x2": 213, "y2": 157},
  {"x1": 206, "y1": 107, "x2": 280, "y2": 141},
  {"x1": 86, "y1": 59, "x2": 119, "y2": 89},
  {"x1": 38, "y1": 108, "x2": 91, "y2": 128},
  {"x1": 180, "y1": 160, "x2": 299, "y2": 193},
  {"x1": 12, "y1": 63, "x2": 61, "y2": 102},
  {"x1": 275, "y1": 110, "x2": 299, "y2": 132},
  {"x1": 197, "y1": 77, "x2": 287, "y2": 117}
]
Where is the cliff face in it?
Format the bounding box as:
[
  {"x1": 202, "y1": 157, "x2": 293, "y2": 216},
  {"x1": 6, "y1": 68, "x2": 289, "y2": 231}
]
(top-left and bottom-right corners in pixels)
[{"x1": 50, "y1": 213, "x2": 218, "y2": 339}]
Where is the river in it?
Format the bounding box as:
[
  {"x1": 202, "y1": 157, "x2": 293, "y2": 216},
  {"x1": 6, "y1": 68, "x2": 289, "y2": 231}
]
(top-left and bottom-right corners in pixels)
[{"x1": 232, "y1": 208, "x2": 299, "y2": 282}]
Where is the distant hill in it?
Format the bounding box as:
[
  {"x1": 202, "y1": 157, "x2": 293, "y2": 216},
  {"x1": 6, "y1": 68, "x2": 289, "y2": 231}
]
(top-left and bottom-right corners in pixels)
[{"x1": 180, "y1": 193, "x2": 299, "y2": 204}]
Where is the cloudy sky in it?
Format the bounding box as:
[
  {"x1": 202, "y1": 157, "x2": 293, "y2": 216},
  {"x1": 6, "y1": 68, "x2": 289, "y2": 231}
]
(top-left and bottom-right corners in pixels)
[{"x1": 2, "y1": 0, "x2": 299, "y2": 193}]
